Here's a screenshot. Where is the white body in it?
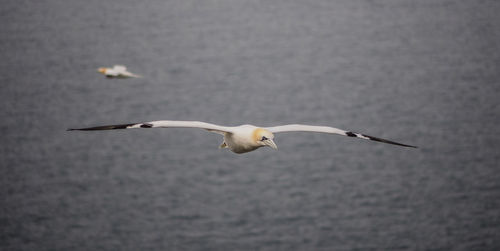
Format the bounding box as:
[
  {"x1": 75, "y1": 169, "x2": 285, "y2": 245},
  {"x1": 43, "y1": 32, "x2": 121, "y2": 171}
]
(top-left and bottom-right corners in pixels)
[
  {"x1": 223, "y1": 125, "x2": 266, "y2": 153},
  {"x1": 69, "y1": 120, "x2": 416, "y2": 154},
  {"x1": 98, "y1": 65, "x2": 141, "y2": 78}
]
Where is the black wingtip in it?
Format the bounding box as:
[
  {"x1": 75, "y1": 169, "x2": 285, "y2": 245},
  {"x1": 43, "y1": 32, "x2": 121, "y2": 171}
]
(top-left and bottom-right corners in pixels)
[
  {"x1": 361, "y1": 134, "x2": 417, "y2": 148},
  {"x1": 67, "y1": 123, "x2": 137, "y2": 131}
]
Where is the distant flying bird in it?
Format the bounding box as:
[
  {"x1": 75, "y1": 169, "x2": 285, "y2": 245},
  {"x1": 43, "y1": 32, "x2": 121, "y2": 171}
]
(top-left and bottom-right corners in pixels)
[
  {"x1": 97, "y1": 65, "x2": 141, "y2": 78},
  {"x1": 68, "y1": 120, "x2": 417, "y2": 154}
]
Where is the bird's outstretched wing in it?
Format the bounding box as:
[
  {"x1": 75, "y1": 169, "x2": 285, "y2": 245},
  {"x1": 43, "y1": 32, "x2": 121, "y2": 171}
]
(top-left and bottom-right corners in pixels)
[
  {"x1": 68, "y1": 120, "x2": 233, "y2": 135},
  {"x1": 122, "y1": 72, "x2": 142, "y2": 78},
  {"x1": 265, "y1": 124, "x2": 416, "y2": 148},
  {"x1": 113, "y1": 65, "x2": 127, "y2": 71},
  {"x1": 111, "y1": 65, "x2": 141, "y2": 78}
]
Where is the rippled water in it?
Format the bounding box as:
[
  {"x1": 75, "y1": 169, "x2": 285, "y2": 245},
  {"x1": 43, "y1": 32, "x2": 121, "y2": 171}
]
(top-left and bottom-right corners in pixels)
[{"x1": 2, "y1": 0, "x2": 500, "y2": 250}]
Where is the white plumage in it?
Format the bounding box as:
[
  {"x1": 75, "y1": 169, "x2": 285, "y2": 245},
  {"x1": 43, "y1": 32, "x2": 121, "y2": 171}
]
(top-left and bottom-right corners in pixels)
[
  {"x1": 97, "y1": 65, "x2": 142, "y2": 78},
  {"x1": 69, "y1": 120, "x2": 416, "y2": 154}
]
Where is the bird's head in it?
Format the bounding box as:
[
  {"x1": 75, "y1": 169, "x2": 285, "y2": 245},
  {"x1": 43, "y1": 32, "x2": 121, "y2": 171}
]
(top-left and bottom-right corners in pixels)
[
  {"x1": 97, "y1": 67, "x2": 107, "y2": 74},
  {"x1": 253, "y1": 128, "x2": 277, "y2": 150}
]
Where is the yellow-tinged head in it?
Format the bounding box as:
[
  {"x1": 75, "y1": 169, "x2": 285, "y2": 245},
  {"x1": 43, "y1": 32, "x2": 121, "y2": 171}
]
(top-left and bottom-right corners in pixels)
[
  {"x1": 252, "y1": 128, "x2": 277, "y2": 150},
  {"x1": 98, "y1": 67, "x2": 107, "y2": 74}
]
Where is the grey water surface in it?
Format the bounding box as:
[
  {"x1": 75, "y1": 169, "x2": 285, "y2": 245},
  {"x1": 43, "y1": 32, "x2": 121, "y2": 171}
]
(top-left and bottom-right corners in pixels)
[{"x1": 1, "y1": 0, "x2": 500, "y2": 250}]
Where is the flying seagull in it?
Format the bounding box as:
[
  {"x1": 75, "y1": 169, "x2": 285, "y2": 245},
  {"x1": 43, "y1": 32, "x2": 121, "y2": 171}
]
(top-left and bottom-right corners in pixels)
[
  {"x1": 97, "y1": 65, "x2": 142, "y2": 78},
  {"x1": 68, "y1": 120, "x2": 417, "y2": 154}
]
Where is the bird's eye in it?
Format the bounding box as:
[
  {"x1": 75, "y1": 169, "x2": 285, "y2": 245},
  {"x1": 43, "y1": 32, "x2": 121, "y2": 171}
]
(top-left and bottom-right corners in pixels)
[{"x1": 261, "y1": 136, "x2": 268, "y2": 141}]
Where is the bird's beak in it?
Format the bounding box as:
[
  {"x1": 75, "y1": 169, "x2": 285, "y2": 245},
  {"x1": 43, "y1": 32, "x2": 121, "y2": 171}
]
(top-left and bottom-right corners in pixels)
[
  {"x1": 97, "y1": 68, "x2": 106, "y2": 74},
  {"x1": 263, "y1": 139, "x2": 278, "y2": 150}
]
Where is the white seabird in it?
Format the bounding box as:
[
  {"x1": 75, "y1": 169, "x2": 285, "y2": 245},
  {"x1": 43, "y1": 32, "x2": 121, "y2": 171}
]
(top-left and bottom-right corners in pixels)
[
  {"x1": 97, "y1": 65, "x2": 142, "y2": 78},
  {"x1": 68, "y1": 120, "x2": 417, "y2": 154}
]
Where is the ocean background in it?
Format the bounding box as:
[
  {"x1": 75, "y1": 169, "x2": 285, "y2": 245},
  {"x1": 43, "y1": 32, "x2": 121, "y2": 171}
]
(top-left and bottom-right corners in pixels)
[{"x1": 1, "y1": 0, "x2": 500, "y2": 250}]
